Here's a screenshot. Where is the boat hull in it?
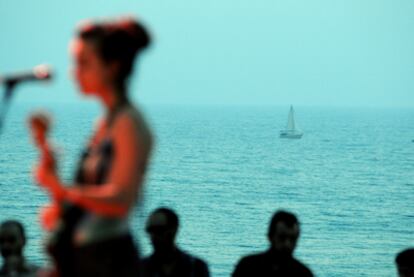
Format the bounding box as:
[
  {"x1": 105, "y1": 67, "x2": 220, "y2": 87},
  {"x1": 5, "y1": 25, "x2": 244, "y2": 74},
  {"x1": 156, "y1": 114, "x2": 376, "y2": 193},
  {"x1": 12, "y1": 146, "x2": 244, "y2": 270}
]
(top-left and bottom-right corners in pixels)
[{"x1": 279, "y1": 132, "x2": 303, "y2": 139}]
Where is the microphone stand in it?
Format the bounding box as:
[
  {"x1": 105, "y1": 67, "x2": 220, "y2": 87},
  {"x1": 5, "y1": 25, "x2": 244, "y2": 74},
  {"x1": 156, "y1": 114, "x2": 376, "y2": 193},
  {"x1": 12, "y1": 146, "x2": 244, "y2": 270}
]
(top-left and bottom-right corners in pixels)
[{"x1": 0, "y1": 80, "x2": 17, "y2": 136}]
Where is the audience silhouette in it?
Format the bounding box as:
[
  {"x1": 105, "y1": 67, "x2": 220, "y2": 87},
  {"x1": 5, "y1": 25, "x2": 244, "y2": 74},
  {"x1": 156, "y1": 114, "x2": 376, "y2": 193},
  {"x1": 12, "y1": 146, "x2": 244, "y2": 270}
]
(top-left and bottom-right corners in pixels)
[
  {"x1": 232, "y1": 210, "x2": 313, "y2": 277},
  {"x1": 142, "y1": 208, "x2": 210, "y2": 277},
  {"x1": 396, "y1": 248, "x2": 414, "y2": 277},
  {"x1": 2, "y1": 209, "x2": 413, "y2": 276},
  {"x1": 0, "y1": 220, "x2": 39, "y2": 277}
]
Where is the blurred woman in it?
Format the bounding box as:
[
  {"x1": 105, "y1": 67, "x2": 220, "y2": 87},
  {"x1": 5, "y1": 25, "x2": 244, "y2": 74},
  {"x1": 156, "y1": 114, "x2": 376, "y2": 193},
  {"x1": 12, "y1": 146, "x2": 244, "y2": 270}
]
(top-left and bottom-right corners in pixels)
[{"x1": 31, "y1": 17, "x2": 153, "y2": 276}]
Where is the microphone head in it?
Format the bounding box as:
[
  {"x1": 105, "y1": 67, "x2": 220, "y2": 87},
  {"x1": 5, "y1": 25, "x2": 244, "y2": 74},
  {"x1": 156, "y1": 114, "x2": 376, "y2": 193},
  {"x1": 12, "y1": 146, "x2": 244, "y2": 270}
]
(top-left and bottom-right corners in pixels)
[
  {"x1": 33, "y1": 64, "x2": 52, "y2": 81},
  {"x1": 0, "y1": 64, "x2": 53, "y2": 85}
]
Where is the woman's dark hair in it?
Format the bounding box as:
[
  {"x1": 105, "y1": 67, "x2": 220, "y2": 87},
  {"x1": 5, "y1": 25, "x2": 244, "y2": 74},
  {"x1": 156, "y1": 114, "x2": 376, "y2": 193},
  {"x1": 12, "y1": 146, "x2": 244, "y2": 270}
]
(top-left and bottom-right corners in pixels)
[{"x1": 77, "y1": 17, "x2": 151, "y2": 90}]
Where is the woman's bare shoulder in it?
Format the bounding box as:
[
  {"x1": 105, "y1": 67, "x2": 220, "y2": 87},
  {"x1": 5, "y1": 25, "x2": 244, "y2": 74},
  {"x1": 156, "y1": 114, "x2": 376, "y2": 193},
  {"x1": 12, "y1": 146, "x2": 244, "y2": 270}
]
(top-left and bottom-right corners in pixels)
[{"x1": 111, "y1": 105, "x2": 153, "y2": 148}]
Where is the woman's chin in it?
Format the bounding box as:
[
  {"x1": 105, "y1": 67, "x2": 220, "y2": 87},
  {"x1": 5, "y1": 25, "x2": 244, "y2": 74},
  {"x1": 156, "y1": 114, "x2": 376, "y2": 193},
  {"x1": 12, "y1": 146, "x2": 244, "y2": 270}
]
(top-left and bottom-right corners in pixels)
[{"x1": 79, "y1": 88, "x2": 96, "y2": 97}]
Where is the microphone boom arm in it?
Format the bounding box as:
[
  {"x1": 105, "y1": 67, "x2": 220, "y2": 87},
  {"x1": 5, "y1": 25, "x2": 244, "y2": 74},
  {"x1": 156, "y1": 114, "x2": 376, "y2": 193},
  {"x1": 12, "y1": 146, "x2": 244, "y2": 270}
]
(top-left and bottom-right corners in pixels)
[{"x1": 0, "y1": 81, "x2": 17, "y2": 136}]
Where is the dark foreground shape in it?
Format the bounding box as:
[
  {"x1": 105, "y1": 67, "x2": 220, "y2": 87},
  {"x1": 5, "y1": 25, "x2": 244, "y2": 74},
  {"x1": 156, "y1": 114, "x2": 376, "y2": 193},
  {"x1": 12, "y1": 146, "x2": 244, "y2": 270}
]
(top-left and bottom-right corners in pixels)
[
  {"x1": 142, "y1": 207, "x2": 210, "y2": 277},
  {"x1": 396, "y1": 248, "x2": 414, "y2": 277},
  {"x1": 142, "y1": 248, "x2": 209, "y2": 277},
  {"x1": 232, "y1": 250, "x2": 312, "y2": 277},
  {"x1": 232, "y1": 210, "x2": 313, "y2": 277},
  {"x1": 0, "y1": 220, "x2": 40, "y2": 277}
]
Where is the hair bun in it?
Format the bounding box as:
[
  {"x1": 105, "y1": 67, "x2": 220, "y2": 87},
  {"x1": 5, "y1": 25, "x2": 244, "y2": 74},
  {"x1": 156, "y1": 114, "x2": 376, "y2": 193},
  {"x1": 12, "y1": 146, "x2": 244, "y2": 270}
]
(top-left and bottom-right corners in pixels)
[
  {"x1": 117, "y1": 18, "x2": 151, "y2": 52},
  {"x1": 77, "y1": 16, "x2": 151, "y2": 84}
]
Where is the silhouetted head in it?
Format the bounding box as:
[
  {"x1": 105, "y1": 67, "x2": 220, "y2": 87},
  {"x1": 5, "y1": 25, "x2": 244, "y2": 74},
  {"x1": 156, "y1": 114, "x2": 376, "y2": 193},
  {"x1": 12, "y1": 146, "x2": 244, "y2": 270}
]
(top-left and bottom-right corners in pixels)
[
  {"x1": 396, "y1": 248, "x2": 414, "y2": 277},
  {"x1": 267, "y1": 210, "x2": 300, "y2": 256},
  {"x1": 71, "y1": 16, "x2": 151, "y2": 96},
  {"x1": 0, "y1": 220, "x2": 26, "y2": 259},
  {"x1": 146, "y1": 208, "x2": 179, "y2": 254}
]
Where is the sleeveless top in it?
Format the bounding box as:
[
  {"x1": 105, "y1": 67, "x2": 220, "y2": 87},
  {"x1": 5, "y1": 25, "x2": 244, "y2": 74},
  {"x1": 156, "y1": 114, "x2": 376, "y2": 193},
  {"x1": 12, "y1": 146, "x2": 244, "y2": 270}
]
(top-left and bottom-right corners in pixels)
[
  {"x1": 72, "y1": 130, "x2": 129, "y2": 246},
  {"x1": 75, "y1": 137, "x2": 114, "y2": 185}
]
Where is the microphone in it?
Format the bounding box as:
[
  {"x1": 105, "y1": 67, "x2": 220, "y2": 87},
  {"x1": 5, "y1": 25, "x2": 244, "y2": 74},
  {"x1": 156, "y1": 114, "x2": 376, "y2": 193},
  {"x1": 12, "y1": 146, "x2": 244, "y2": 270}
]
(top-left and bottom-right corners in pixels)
[{"x1": 0, "y1": 64, "x2": 53, "y2": 85}]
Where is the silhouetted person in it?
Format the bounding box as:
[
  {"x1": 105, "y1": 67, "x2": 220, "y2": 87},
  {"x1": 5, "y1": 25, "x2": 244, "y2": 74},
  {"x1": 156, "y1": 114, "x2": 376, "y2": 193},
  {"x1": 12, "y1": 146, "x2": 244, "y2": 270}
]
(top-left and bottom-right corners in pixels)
[
  {"x1": 0, "y1": 220, "x2": 39, "y2": 277},
  {"x1": 396, "y1": 248, "x2": 414, "y2": 277},
  {"x1": 142, "y1": 208, "x2": 210, "y2": 277},
  {"x1": 232, "y1": 210, "x2": 313, "y2": 277}
]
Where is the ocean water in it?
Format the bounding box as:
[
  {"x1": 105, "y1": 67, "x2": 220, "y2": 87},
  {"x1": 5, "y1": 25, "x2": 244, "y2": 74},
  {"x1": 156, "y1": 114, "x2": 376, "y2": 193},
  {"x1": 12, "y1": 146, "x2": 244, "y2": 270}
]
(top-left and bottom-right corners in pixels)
[{"x1": 0, "y1": 102, "x2": 413, "y2": 276}]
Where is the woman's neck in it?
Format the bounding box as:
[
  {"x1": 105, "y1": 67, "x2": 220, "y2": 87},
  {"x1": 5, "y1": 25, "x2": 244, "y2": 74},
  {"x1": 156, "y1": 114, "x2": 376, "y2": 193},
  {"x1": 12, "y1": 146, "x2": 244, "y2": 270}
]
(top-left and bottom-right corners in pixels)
[
  {"x1": 99, "y1": 86, "x2": 127, "y2": 112},
  {"x1": 99, "y1": 86, "x2": 129, "y2": 126}
]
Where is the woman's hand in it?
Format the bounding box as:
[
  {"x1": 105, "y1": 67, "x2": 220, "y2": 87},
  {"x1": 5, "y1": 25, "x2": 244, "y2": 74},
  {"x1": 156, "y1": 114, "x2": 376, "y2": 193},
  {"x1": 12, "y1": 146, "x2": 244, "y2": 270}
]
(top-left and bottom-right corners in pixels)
[
  {"x1": 29, "y1": 111, "x2": 64, "y2": 199},
  {"x1": 40, "y1": 203, "x2": 61, "y2": 231},
  {"x1": 34, "y1": 161, "x2": 66, "y2": 201}
]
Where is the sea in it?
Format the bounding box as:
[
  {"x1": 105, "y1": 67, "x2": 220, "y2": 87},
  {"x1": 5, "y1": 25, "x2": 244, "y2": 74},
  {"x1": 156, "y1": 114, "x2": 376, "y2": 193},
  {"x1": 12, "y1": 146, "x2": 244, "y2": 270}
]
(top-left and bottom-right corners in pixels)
[{"x1": 0, "y1": 102, "x2": 413, "y2": 277}]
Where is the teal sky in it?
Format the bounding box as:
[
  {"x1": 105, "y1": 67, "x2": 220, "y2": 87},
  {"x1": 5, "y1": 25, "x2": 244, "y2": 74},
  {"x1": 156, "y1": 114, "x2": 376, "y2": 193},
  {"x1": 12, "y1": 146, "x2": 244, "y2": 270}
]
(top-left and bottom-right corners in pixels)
[{"x1": 1, "y1": 1, "x2": 414, "y2": 107}]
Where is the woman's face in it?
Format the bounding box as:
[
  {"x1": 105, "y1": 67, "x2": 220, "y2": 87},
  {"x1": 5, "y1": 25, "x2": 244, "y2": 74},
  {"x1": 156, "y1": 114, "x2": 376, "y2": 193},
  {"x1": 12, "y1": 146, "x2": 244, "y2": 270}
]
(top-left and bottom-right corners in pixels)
[{"x1": 71, "y1": 39, "x2": 114, "y2": 95}]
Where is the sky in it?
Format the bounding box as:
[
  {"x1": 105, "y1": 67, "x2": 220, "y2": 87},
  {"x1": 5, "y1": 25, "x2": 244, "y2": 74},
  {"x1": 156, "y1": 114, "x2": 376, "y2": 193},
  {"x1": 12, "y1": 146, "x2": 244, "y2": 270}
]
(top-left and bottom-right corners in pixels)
[{"x1": 0, "y1": 0, "x2": 414, "y2": 107}]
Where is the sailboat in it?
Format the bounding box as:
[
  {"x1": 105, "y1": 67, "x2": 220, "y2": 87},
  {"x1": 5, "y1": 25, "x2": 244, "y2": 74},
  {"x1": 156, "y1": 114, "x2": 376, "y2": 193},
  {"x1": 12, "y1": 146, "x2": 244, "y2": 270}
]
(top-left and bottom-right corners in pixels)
[{"x1": 280, "y1": 105, "x2": 303, "y2": 139}]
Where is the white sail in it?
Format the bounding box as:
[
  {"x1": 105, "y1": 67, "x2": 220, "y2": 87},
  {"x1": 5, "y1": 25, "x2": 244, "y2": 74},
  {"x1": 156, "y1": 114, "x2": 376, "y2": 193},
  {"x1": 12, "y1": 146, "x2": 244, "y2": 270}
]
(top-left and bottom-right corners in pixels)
[
  {"x1": 280, "y1": 105, "x2": 303, "y2": 139},
  {"x1": 286, "y1": 106, "x2": 296, "y2": 131}
]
